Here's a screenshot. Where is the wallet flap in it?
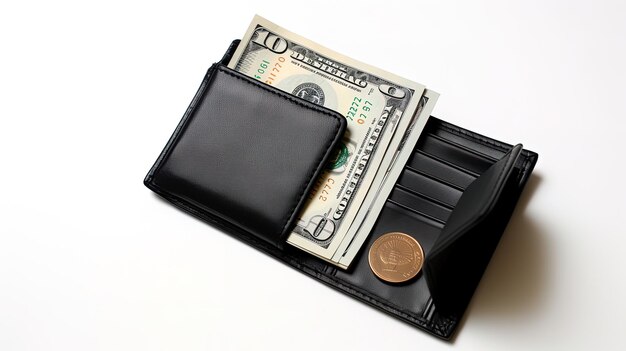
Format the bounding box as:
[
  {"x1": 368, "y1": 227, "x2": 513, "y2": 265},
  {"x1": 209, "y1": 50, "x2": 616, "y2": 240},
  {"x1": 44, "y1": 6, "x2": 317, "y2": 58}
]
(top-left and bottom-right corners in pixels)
[
  {"x1": 145, "y1": 64, "x2": 346, "y2": 248},
  {"x1": 424, "y1": 144, "x2": 523, "y2": 312}
]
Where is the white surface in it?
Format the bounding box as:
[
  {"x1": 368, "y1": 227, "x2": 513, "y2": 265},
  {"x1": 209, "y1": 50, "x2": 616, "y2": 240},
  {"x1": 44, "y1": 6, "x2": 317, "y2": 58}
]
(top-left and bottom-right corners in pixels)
[{"x1": 1, "y1": 1, "x2": 625, "y2": 350}]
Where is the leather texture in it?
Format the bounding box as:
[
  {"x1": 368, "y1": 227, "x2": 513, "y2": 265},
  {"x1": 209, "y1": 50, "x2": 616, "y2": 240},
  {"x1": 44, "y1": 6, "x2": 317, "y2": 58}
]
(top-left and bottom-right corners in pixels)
[
  {"x1": 144, "y1": 40, "x2": 539, "y2": 340},
  {"x1": 145, "y1": 64, "x2": 346, "y2": 248}
]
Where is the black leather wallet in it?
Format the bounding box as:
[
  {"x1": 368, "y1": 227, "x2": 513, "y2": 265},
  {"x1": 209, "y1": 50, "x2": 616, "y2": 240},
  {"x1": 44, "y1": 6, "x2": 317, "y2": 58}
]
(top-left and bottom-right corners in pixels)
[{"x1": 144, "y1": 40, "x2": 538, "y2": 339}]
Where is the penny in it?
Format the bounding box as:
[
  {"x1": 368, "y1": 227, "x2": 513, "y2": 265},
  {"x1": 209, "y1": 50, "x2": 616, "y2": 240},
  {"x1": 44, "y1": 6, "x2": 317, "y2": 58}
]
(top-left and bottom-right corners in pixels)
[{"x1": 368, "y1": 232, "x2": 424, "y2": 283}]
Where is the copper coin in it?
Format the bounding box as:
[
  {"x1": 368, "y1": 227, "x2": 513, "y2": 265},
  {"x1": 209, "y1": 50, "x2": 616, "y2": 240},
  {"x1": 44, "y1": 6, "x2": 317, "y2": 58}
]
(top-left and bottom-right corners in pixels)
[{"x1": 368, "y1": 232, "x2": 424, "y2": 283}]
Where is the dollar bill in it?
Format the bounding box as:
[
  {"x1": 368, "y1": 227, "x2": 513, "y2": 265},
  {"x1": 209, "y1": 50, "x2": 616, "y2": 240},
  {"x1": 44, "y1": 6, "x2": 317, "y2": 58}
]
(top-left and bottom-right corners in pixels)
[
  {"x1": 228, "y1": 15, "x2": 427, "y2": 264},
  {"x1": 335, "y1": 90, "x2": 439, "y2": 268}
]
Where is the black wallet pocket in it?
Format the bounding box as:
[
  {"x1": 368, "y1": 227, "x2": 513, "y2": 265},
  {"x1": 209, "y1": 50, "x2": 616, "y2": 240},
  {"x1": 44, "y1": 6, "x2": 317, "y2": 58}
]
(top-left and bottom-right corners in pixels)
[
  {"x1": 425, "y1": 144, "x2": 524, "y2": 312},
  {"x1": 144, "y1": 64, "x2": 346, "y2": 248}
]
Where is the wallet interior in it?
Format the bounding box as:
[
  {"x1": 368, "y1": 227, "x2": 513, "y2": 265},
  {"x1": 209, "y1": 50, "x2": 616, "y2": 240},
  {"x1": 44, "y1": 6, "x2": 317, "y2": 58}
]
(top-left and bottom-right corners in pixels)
[{"x1": 145, "y1": 40, "x2": 538, "y2": 339}]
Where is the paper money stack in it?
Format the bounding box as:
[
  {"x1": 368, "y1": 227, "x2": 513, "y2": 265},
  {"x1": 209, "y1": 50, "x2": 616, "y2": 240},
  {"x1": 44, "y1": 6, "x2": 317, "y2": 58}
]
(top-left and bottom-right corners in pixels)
[{"x1": 228, "y1": 16, "x2": 439, "y2": 269}]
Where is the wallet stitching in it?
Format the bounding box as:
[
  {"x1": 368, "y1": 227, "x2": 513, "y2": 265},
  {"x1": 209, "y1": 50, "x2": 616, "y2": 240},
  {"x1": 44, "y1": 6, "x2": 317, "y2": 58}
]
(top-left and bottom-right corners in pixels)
[
  {"x1": 216, "y1": 66, "x2": 343, "y2": 242},
  {"x1": 315, "y1": 271, "x2": 455, "y2": 336},
  {"x1": 277, "y1": 123, "x2": 341, "y2": 241},
  {"x1": 518, "y1": 155, "x2": 531, "y2": 182},
  {"x1": 277, "y1": 117, "x2": 341, "y2": 241},
  {"x1": 518, "y1": 152, "x2": 536, "y2": 183}
]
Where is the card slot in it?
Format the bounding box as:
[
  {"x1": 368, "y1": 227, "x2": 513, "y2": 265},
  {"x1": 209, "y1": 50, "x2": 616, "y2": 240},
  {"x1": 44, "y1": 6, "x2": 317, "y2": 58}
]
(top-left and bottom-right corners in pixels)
[
  {"x1": 426, "y1": 133, "x2": 498, "y2": 162},
  {"x1": 388, "y1": 187, "x2": 452, "y2": 223},
  {"x1": 385, "y1": 199, "x2": 446, "y2": 226},
  {"x1": 384, "y1": 199, "x2": 446, "y2": 228},
  {"x1": 414, "y1": 149, "x2": 481, "y2": 177},
  {"x1": 404, "y1": 165, "x2": 466, "y2": 192},
  {"x1": 394, "y1": 183, "x2": 455, "y2": 211},
  {"x1": 417, "y1": 134, "x2": 495, "y2": 174},
  {"x1": 429, "y1": 127, "x2": 509, "y2": 160},
  {"x1": 396, "y1": 169, "x2": 464, "y2": 207},
  {"x1": 406, "y1": 151, "x2": 478, "y2": 189}
]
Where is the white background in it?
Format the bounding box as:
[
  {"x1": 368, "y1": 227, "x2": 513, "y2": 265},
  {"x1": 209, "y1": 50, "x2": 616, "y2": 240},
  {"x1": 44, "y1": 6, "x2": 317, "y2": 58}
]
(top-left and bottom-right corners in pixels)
[{"x1": 1, "y1": 1, "x2": 625, "y2": 350}]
